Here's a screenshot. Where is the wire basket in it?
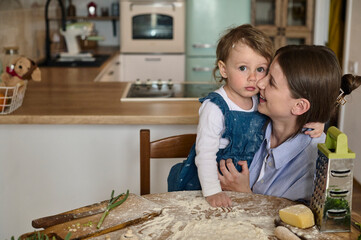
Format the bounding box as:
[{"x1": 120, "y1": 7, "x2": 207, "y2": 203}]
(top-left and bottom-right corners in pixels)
[{"x1": 0, "y1": 81, "x2": 27, "y2": 114}]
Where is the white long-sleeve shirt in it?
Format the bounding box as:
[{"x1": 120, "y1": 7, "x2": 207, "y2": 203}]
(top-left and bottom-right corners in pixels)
[{"x1": 195, "y1": 86, "x2": 258, "y2": 197}]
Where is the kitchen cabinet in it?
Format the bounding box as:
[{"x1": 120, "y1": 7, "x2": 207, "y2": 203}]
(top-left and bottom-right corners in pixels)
[
  {"x1": 94, "y1": 54, "x2": 121, "y2": 82},
  {"x1": 251, "y1": 0, "x2": 314, "y2": 49},
  {"x1": 186, "y1": 57, "x2": 216, "y2": 83},
  {"x1": 185, "y1": 0, "x2": 251, "y2": 82},
  {"x1": 95, "y1": 54, "x2": 186, "y2": 83},
  {"x1": 120, "y1": 54, "x2": 185, "y2": 83}
]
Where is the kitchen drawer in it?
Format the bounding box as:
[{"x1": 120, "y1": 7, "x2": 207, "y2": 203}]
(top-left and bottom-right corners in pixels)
[
  {"x1": 121, "y1": 54, "x2": 185, "y2": 82},
  {"x1": 186, "y1": 57, "x2": 217, "y2": 82},
  {"x1": 94, "y1": 54, "x2": 121, "y2": 82}
]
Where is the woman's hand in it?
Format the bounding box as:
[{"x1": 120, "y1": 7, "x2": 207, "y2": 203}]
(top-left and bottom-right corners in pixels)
[
  {"x1": 205, "y1": 191, "x2": 232, "y2": 207},
  {"x1": 218, "y1": 159, "x2": 252, "y2": 193},
  {"x1": 303, "y1": 122, "x2": 325, "y2": 138}
]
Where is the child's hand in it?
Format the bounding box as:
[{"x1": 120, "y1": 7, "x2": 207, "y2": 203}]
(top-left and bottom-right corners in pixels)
[
  {"x1": 303, "y1": 122, "x2": 325, "y2": 138},
  {"x1": 205, "y1": 192, "x2": 232, "y2": 207}
]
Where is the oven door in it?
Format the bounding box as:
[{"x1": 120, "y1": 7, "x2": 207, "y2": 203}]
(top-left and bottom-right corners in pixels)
[{"x1": 120, "y1": 0, "x2": 185, "y2": 53}]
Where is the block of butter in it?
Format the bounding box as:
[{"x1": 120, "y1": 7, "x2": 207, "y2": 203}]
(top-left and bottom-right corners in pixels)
[{"x1": 279, "y1": 204, "x2": 315, "y2": 229}]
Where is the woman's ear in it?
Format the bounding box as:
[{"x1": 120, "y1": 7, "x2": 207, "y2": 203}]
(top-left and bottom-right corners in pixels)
[
  {"x1": 291, "y1": 98, "x2": 310, "y2": 115},
  {"x1": 218, "y1": 60, "x2": 227, "y2": 78}
]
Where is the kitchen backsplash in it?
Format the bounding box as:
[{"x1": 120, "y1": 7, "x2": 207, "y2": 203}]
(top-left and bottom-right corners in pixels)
[
  {"x1": 66, "y1": 0, "x2": 118, "y2": 16},
  {"x1": 0, "y1": 0, "x2": 119, "y2": 63},
  {"x1": 0, "y1": 0, "x2": 61, "y2": 62},
  {"x1": 65, "y1": 0, "x2": 120, "y2": 47}
]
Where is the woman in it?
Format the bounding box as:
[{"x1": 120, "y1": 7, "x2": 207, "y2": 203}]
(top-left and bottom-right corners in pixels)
[{"x1": 218, "y1": 45, "x2": 361, "y2": 203}]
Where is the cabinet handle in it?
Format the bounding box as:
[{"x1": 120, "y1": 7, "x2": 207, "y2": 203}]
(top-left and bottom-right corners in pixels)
[
  {"x1": 192, "y1": 43, "x2": 215, "y2": 49},
  {"x1": 192, "y1": 67, "x2": 212, "y2": 72},
  {"x1": 145, "y1": 57, "x2": 161, "y2": 62},
  {"x1": 108, "y1": 71, "x2": 114, "y2": 76}
]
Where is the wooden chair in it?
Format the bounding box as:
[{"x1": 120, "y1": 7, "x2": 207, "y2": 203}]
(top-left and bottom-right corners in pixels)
[{"x1": 139, "y1": 129, "x2": 196, "y2": 195}]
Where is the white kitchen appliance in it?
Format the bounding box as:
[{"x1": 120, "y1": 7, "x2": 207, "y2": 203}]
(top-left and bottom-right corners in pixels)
[
  {"x1": 59, "y1": 22, "x2": 103, "y2": 62},
  {"x1": 119, "y1": 0, "x2": 185, "y2": 83},
  {"x1": 121, "y1": 81, "x2": 221, "y2": 101},
  {"x1": 120, "y1": 0, "x2": 185, "y2": 53},
  {"x1": 185, "y1": 0, "x2": 250, "y2": 83}
]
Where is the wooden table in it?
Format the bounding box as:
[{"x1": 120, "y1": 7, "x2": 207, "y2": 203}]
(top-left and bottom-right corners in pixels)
[{"x1": 89, "y1": 191, "x2": 361, "y2": 240}]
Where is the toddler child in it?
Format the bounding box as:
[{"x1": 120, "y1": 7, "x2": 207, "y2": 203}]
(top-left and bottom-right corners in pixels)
[{"x1": 168, "y1": 24, "x2": 321, "y2": 207}]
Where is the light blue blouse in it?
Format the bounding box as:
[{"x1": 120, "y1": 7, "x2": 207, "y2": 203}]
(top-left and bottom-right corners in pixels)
[{"x1": 249, "y1": 123, "x2": 326, "y2": 202}]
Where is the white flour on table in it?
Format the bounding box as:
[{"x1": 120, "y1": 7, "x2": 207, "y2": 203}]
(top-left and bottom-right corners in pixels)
[{"x1": 136, "y1": 191, "x2": 274, "y2": 239}]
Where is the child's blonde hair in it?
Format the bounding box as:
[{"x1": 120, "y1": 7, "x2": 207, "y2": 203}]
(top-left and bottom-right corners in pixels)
[{"x1": 213, "y1": 24, "x2": 274, "y2": 83}]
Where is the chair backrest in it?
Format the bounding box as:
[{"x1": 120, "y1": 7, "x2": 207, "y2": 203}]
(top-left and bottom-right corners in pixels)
[{"x1": 140, "y1": 129, "x2": 196, "y2": 195}]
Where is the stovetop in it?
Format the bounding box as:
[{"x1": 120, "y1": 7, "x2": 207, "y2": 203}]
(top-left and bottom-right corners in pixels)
[{"x1": 121, "y1": 81, "x2": 221, "y2": 101}]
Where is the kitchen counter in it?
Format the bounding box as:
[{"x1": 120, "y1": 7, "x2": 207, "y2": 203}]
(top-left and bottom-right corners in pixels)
[
  {"x1": 0, "y1": 47, "x2": 199, "y2": 238},
  {"x1": 0, "y1": 48, "x2": 200, "y2": 125}
]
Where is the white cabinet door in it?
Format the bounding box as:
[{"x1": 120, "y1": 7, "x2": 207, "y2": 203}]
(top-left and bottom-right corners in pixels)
[
  {"x1": 120, "y1": 54, "x2": 185, "y2": 82},
  {"x1": 94, "y1": 54, "x2": 121, "y2": 82}
]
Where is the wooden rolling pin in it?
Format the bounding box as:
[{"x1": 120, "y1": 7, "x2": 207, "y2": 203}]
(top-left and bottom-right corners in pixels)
[
  {"x1": 275, "y1": 226, "x2": 301, "y2": 240},
  {"x1": 32, "y1": 200, "x2": 108, "y2": 228}
]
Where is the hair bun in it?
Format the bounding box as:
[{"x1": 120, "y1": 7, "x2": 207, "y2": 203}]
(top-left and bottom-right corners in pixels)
[{"x1": 341, "y1": 74, "x2": 361, "y2": 95}]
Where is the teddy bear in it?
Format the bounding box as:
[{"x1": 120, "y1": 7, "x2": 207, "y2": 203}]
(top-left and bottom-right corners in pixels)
[{"x1": 0, "y1": 56, "x2": 41, "y2": 87}]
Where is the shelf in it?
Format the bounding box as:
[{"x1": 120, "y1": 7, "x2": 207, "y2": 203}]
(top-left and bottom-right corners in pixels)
[
  {"x1": 49, "y1": 16, "x2": 119, "y2": 36},
  {"x1": 49, "y1": 16, "x2": 119, "y2": 21},
  {"x1": 69, "y1": 16, "x2": 119, "y2": 21}
]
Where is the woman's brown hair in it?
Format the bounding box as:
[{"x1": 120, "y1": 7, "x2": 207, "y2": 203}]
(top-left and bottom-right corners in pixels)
[
  {"x1": 213, "y1": 24, "x2": 274, "y2": 83},
  {"x1": 275, "y1": 45, "x2": 361, "y2": 133}
]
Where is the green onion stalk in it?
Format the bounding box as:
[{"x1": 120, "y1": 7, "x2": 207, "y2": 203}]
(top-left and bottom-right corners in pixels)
[{"x1": 97, "y1": 189, "x2": 130, "y2": 229}]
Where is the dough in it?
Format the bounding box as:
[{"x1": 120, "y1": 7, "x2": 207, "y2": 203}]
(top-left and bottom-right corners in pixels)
[
  {"x1": 120, "y1": 230, "x2": 139, "y2": 240},
  {"x1": 171, "y1": 219, "x2": 268, "y2": 240}
]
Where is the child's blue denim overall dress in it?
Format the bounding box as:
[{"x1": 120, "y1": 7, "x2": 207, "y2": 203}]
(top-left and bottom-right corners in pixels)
[{"x1": 167, "y1": 92, "x2": 267, "y2": 191}]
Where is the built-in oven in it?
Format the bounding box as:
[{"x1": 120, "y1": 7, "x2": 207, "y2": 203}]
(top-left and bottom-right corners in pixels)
[{"x1": 120, "y1": 0, "x2": 185, "y2": 53}]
